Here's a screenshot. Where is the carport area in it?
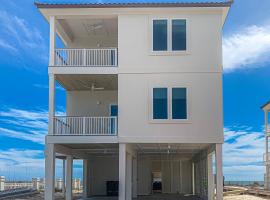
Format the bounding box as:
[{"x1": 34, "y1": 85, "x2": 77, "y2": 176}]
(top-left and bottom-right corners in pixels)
[
  {"x1": 46, "y1": 143, "x2": 222, "y2": 200},
  {"x1": 118, "y1": 143, "x2": 223, "y2": 200}
]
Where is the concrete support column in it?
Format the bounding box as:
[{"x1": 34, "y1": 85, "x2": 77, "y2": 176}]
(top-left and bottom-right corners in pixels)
[
  {"x1": 132, "y1": 156, "x2": 137, "y2": 198},
  {"x1": 45, "y1": 143, "x2": 55, "y2": 200},
  {"x1": 83, "y1": 159, "x2": 90, "y2": 198},
  {"x1": 192, "y1": 162, "x2": 195, "y2": 195},
  {"x1": 49, "y1": 16, "x2": 55, "y2": 66},
  {"x1": 207, "y1": 153, "x2": 214, "y2": 200},
  {"x1": 48, "y1": 74, "x2": 55, "y2": 135},
  {"x1": 62, "y1": 159, "x2": 66, "y2": 195},
  {"x1": 66, "y1": 156, "x2": 73, "y2": 200},
  {"x1": 126, "y1": 153, "x2": 132, "y2": 200},
  {"x1": 119, "y1": 143, "x2": 126, "y2": 200},
  {"x1": 215, "y1": 144, "x2": 223, "y2": 200}
]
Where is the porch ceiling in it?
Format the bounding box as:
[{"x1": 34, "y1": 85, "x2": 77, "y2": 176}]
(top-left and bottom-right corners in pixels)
[
  {"x1": 137, "y1": 143, "x2": 210, "y2": 155},
  {"x1": 56, "y1": 17, "x2": 118, "y2": 46},
  {"x1": 56, "y1": 74, "x2": 118, "y2": 91},
  {"x1": 59, "y1": 143, "x2": 210, "y2": 157}
]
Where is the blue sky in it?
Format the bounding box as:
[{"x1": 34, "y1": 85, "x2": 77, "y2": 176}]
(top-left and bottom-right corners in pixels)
[{"x1": 0, "y1": 0, "x2": 270, "y2": 181}]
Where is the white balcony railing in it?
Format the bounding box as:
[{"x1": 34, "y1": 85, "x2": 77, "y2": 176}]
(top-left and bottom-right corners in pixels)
[
  {"x1": 54, "y1": 48, "x2": 118, "y2": 67},
  {"x1": 53, "y1": 116, "x2": 117, "y2": 136}
]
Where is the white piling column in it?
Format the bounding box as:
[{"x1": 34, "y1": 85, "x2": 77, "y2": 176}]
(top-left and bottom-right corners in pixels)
[
  {"x1": 48, "y1": 73, "x2": 55, "y2": 135},
  {"x1": 215, "y1": 144, "x2": 223, "y2": 200},
  {"x1": 62, "y1": 159, "x2": 66, "y2": 194},
  {"x1": 126, "y1": 153, "x2": 132, "y2": 200},
  {"x1": 45, "y1": 143, "x2": 55, "y2": 200},
  {"x1": 83, "y1": 159, "x2": 90, "y2": 198},
  {"x1": 66, "y1": 156, "x2": 73, "y2": 200},
  {"x1": 192, "y1": 162, "x2": 195, "y2": 195},
  {"x1": 119, "y1": 143, "x2": 126, "y2": 200},
  {"x1": 132, "y1": 156, "x2": 137, "y2": 198},
  {"x1": 208, "y1": 153, "x2": 214, "y2": 200}
]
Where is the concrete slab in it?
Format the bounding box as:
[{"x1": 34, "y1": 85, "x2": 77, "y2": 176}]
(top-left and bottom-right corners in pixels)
[{"x1": 80, "y1": 194, "x2": 201, "y2": 200}]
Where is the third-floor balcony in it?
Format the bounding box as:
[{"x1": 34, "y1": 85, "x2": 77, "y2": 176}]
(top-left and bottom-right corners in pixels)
[{"x1": 49, "y1": 15, "x2": 118, "y2": 71}]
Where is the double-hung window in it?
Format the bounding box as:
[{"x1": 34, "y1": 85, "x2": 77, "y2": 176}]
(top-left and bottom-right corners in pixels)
[
  {"x1": 152, "y1": 87, "x2": 188, "y2": 121},
  {"x1": 152, "y1": 19, "x2": 187, "y2": 52}
]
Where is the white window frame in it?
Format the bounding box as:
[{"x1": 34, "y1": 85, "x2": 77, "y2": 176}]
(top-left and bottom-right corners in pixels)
[
  {"x1": 149, "y1": 17, "x2": 189, "y2": 55},
  {"x1": 149, "y1": 86, "x2": 191, "y2": 123}
]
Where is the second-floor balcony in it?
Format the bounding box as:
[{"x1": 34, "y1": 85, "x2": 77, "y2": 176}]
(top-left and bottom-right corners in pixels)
[
  {"x1": 54, "y1": 116, "x2": 117, "y2": 136},
  {"x1": 54, "y1": 48, "x2": 118, "y2": 67}
]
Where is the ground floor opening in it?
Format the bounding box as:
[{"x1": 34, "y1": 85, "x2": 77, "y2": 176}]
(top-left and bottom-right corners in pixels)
[{"x1": 44, "y1": 143, "x2": 223, "y2": 200}]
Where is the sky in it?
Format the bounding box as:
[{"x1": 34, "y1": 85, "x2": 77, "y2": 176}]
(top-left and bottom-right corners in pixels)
[{"x1": 0, "y1": 0, "x2": 270, "y2": 181}]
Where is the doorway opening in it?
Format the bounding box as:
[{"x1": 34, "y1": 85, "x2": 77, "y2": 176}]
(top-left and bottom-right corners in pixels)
[{"x1": 152, "y1": 171, "x2": 162, "y2": 193}]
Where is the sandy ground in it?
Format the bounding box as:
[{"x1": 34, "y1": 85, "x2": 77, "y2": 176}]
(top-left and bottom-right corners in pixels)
[
  {"x1": 3, "y1": 193, "x2": 268, "y2": 200},
  {"x1": 224, "y1": 195, "x2": 267, "y2": 200}
]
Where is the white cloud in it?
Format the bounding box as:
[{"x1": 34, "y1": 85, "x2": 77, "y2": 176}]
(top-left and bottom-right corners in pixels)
[
  {"x1": 223, "y1": 126, "x2": 265, "y2": 181},
  {"x1": 0, "y1": 148, "x2": 82, "y2": 180},
  {"x1": 0, "y1": 10, "x2": 47, "y2": 61},
  {"x1": 0, "y1": 39, "x2": 17, "y2": 53},
  {"x1": 0, "y1": 108, "x2": 65, "y2": 144},
  {"x1": 223, "y1": 25, "x2": 270, "y2": 72}
]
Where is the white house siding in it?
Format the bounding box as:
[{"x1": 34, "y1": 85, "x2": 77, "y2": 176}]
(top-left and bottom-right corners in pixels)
[
  {"x1": 66, "y1": 90, "x2": 118, "y2": 116},
  {"x1": 118, "y1": 73, "x2": 223, "y2": 143},
  {"x1": 118, "y1": 12, "x2": 222, "y2": 73}
]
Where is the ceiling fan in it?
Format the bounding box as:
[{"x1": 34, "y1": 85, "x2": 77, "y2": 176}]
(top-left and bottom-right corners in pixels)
[{"x1": 77, "y1": 80, "x2": 104, "y2": 91}]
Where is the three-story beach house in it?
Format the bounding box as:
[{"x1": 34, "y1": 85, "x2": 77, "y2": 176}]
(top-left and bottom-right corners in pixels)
[{"x1": 36, "y1": 0, "x2": 232, "y2": 199}]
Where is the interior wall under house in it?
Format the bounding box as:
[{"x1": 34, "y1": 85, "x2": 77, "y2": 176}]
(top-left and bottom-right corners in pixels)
[
  {"x1": 137, "y1": 155, "x2": 193, "y2": 196},
  {"x1": 193, "y1": 150, "x2": 208, "y2": 200}
]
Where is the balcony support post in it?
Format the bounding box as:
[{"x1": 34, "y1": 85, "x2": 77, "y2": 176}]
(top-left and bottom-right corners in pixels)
[
  {"x1": 49, "y1": 16, "x2": 55, "y2": 66},
  {"x1": 48, "y1": 74, "x2": 55, "y2": 135},
  {"x1": 265, "y1": 111, "x2": 269, "y2": 189}
]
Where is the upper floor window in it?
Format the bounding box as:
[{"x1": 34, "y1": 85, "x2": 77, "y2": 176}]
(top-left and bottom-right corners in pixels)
[
  {"x1": 152, "y1": 19, "x2": 187, "y2": 52},
  {"x1": 172, "y1": 20, "x2": 186, "y2": 51},
  {"x1": 152, "y1": 87, "x2": 188, "y2": 121},
  {"x1": 153, "y1": 20, "x2": 168, "y2": 51}
]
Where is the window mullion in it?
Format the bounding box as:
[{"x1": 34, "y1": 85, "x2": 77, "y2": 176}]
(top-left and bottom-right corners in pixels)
[{"x1": 168, "y1": 19, "x2": 172, "y2": 51}]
